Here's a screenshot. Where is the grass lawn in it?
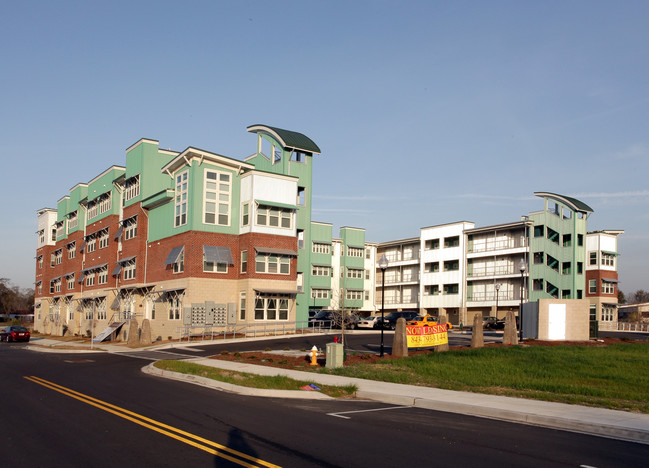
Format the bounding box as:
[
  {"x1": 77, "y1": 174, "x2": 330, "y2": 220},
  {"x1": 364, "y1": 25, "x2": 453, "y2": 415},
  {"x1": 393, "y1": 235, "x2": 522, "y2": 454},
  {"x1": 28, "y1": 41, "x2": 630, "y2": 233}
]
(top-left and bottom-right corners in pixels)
[
  {"x1": 326, "y1": 342, "x2": 649, "y2": 413},
  {"x1": 153, "y1": 360, "x2": 357, "y2": 398}
]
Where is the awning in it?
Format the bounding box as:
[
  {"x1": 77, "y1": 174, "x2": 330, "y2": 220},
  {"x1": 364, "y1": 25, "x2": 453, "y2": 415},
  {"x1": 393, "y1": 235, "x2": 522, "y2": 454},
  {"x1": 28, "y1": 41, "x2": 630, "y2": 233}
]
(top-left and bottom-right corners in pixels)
[
  {"x1": 346, "y1": 244, "x2": 365, "y2": 249},
  {"x1": 255, "y1": 199, "x2": 298, "y2": 210},
  {"x1": 64, "y1": 272, "x2": 75, "y2": 278},
  {"x1": 602, "y1": 251, "x2": 619, "y2": 256},
  {"x1": 602, "y1": 278, "x2": 619, "y2": 283},
  {"x1": 85, "y1": 263, "x2": 107, "y2": 272},
  {"x1": 254, "y1": 288, "x2": 299, "y2": 295},
  {"x1": 113, "y1": 225, "x2": 123, "y2": 240},
  {"x1": 311, "y1": 263, "x2": 332, "y2": 268},
  {"x1": 77, "y1": 271, "x2": 86, "y2": 283},
  {"x1": 164, "y1": 246, "x2": 185, "y2": 265},
  {"x1": 79, "y1": 241, "x2": 86, "y2": 252},
  {"x1": 117, "y1": 256, "x2": 136, "y2": 264},
  {"x1": 254, "y1": 246, "x2": 298, "y2": 257},
  {"x1": 203, "y1": 246, "x2": 234, "y2": 265},
  {"x1": 112, "y1": 264, "x2": 122, "y2": 276}
]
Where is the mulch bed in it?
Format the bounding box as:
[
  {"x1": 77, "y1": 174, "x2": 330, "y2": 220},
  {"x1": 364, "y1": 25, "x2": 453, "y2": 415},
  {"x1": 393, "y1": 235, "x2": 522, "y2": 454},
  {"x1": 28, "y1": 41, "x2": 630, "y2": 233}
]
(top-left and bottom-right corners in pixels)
[{"x1": 209, "y1": 337, "x2": 632, "y2": 370}]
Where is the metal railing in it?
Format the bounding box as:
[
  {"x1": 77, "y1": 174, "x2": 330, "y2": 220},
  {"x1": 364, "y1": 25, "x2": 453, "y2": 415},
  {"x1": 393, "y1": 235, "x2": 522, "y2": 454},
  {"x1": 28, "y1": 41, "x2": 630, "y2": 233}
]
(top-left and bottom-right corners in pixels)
[
  {"x1": 597, "y1": 322, "x2": 649, "y2": 332},
  {"x1": 469, "y1": 237, "x2": 526, "y2": 253},
  {"x1": 175, "y1": 320, "x2": 341, "y2": 343},
  {"x1": 468, "y1": 266, "x2": 515, "y2": 277}
]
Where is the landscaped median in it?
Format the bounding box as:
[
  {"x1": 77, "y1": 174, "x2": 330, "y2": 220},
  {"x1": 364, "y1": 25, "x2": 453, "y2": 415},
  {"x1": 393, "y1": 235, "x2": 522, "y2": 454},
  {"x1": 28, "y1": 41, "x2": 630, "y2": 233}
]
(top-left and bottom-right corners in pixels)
[
  {"x1": 206, "y1": 339, "x2": 649, "y2": 413},
  {"x1": 152, "y1": 360, "x2": 357, "y2": 398}
]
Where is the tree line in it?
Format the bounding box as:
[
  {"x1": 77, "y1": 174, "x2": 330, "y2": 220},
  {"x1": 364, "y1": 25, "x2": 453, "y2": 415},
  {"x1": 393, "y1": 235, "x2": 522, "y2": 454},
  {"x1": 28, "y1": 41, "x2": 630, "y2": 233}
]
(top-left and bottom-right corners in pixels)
[
  {"x1": 0, "y1": 278, "x2": 34, "y2": 316},
  {"x1": 619, "y1": 289, "x2": 649, "y2": 305}
]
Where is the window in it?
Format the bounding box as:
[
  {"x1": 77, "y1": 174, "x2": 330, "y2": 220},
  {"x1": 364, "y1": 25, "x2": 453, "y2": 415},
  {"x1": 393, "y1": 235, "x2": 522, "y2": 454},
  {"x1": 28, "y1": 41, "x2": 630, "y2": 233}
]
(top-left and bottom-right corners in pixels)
[
  {"x1": 562, "y1": 290, "x2": 571, "y2": 299},
  {"x1": 242, "y1": 203, "x2": 249, "y2": 226},
  {"x1": 311, "y1": 289, "x2": 329, "y2": 299},
  {"x1": 96, "y1": 298, "x2": 107, "y2": 320},
  {"x1": 345, "y1": 290, "x2": 363, "y2": 301},
  {"x1": 546, "y1": 282, "x2": 559, "y2": 299},
  {"x1": 38, "y1": 282, "x2": 42, "y2": 294},
  {"x1": 444, "y1": 260, "x2": 459, "y2": 271},
  {"x1": 87, "y1": 200, "x2": 98, "y2": 220},
  {"x1": 588, "y1": 280, "x2": 597, "y2": 294},
  {"x1": 168, "y1": 295, "x2": 181, "y2": 320},
  {"x1": 602, "y1": 305, "x2": 615, "y2": 322},
  {"x1": 425, "y1": 239, "x2": 439, "y2": 250},
  {"x1": 311, "y1": 265, "x2": 330, "y2": 276},
  {"x1": 255, "y1": 254, "x2": 290, "y2": 274},
  {"x1": 173, "y1": 249, "x2": 184, "y2": 274},
  {"x1": 273, "y1": 144, "x2": 282, "y2": 163},
  {"x1": 254, "y1": 294, "x2": 290, "y2": 321},
  {"x1": 366, "y1": 248, "x2": 371, "y2": 259},
  {"x1": 54, "y1": 280, "x2": 61, "y2": 293},
  {"x1": 534, "y1": 225, "x2": 544, "y2": 237},
  {"x1": 175, "y1": 170, "x2": 188, "y2": 227},
  {"x1": 577, "y1": 234, "x2": 584, "y2": 246},
  {"x1": 546, "y1": 254, "x2": 559, "y2": 272},
  {"x1": 602, "y1": 281, "x2": 615, "y2": 294},
  {"x1": 589, "y1": 252, "x2": 597, "y2": 265},
  {"x1": 54, "y1": 249, "x2": 63, "y2": 265},
  {"x1": 239, "y1": 292, "x2": 246, "y2": 320},
  {"x1": 99, "y1": 193, "x2": 112, "y2": 215},
  {"x1": 533, "y1": 252, "x2": 544, "y2": 264},
  {"x1": 425, "y1": 285, "x2": 439, "y2": 295},
  {"x1": 577, "y1": 262, "x2": 583, "y2": 274},
  {"x1": 256, "y1": 206, "x2": 292, "y2": 229},
  {"x1": 562, "y1": 234, "x2": 572, "y2": 247},
  {"x1": 55, "y1": 221, "x2": 64, "y2": 239},
  {"x1": 365, "y1": 269, "x2": 370, "y2": 280},
  {"x1": 444, "y1": 236, "x2": 459, "y2": 248},
  {"x1": 123, "y1": 260, "x2": 136, "y2": 281},
  {"x1": 86, "y1": 237, "x2": 96, "y2": 253},
  {"x1": 67, "y1": 211, "x2": 78, "y2": 231},
  {"x1": 124, "y1": 217, "x2": 137, "y2": 240},
  {"x1": 38, "y1": 256, "x2": 43, "y2": 269},
  {"x1": 204, "y1": 170, "x2": 231, "y2": 225},
  {"x1": 443, "y1": 283, "x2": 459, "y2": 295},
  {"x1": 204, "y1": 259, "x2": 228, "y2": 273},
  {"x1": 533, "y1": 279, "x2": 544, "y2": 291},
  {"x1": 124, "y1": 175, "x2": 140, "y2": 201},
  {"x1": 241, "y1": 250, "x2": 247, "y2": 273},
  {"x1": 97, "y1": 267, "x2": 108, "y2": 285},
  {"x1": 546, "y1": 227, "x2": 559, "y2": 244},
  {"x1": 312, "y1": 242, "x2": 331, "y2": 254},
  {"x1": 298, "y1": 230, "x2": 304, "y2": 249},
  {"x1": 590, "y1": 304, "x2": 597, "y2": 321},
  {"x1": 85, "y1": 273, "x2": 95, "y2": 287},
  {"x1": 425, "y1": 262, "x2": 439, "y2": 273},
  {"x1": 562, "y1": 262, "x2": 571, "y2": 275},
  {"x1": 347, "y1": 268, "x2": 363, "y2": 279},
  {"x1": 297, "y1": 187, "x2": 305, "y2": 206},
  {"x1": 601, "y1": 253, "x2": 615, "y2": 267},
  {"x1": 67, "y1": 242, "x2": 76, "y2": 259},
  {"x1": 347, "y1": 246, "x2": 363, "y2": 257},
  {"x1": 51, "y1": 228, "x2": 56, "y2": 242},
  {"x1": 99, "y1": 229, "x2": 109, "y2": 248},
  {"x1": 67, "y1": 274, "x2": 75, "y2": 290}
]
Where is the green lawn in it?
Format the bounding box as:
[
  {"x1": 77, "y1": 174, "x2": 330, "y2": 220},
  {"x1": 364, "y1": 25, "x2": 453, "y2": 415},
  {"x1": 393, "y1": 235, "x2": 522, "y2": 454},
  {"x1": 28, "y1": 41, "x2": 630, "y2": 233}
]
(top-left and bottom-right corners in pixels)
[{"x1": 327, "y1": 342, "x2": 649, "y2": 413}]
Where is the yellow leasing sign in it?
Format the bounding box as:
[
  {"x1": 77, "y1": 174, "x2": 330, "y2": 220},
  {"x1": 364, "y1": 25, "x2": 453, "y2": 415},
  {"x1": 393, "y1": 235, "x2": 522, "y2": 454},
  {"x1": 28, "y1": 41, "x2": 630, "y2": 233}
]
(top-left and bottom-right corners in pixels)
[{"x1": 406, "y1": 324, "x2": 449, "y2": 348}]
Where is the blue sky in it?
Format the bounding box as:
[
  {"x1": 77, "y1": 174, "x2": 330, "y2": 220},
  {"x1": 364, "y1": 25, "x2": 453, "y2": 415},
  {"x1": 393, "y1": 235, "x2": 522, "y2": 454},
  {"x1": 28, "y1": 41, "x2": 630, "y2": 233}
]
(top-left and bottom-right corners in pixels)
[{"x1": 1, "y1": 1, "x2": 648, "y2": 294}]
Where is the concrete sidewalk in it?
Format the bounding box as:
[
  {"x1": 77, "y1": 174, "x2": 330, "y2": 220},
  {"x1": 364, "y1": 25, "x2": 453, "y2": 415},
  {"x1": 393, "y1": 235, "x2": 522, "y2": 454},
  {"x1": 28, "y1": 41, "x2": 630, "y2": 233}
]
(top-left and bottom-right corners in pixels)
[{"x1": 28, "y1": 336, "x2": 649, "y2": 445}]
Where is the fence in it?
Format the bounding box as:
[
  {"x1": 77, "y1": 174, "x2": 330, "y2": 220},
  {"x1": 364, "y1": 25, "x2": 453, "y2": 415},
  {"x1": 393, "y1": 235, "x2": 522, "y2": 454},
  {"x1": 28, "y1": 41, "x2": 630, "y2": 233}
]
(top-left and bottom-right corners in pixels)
[
  {"x1": 597, "y1": 322, "x2": 649, "y2": 332},
  {"x1": 175, "y1": 320, "x2": 339, "y2": 342}
]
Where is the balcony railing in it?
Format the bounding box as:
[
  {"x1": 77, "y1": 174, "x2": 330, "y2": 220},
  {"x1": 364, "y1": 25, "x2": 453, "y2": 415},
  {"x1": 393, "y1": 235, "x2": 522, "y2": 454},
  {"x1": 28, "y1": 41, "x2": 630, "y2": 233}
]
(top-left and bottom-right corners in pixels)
[
  {"x1": 467, "y1": 265, "x2": 516, "y2": 277},
  {"x1": 468, "y1": 237, "x2": 526, "y2": 253},
  {"x1": 384, "y1": 296, "x2": 418, "y2": 305},
  {"x1": 384, "y1": 253, "x2": 420, "y2": 263},
  {"x1": 384, "y1": 274, "x2": 420, "y2": 284},
  {"x1": 467, "y1": 291, "x2": 522, "y2": 302}
]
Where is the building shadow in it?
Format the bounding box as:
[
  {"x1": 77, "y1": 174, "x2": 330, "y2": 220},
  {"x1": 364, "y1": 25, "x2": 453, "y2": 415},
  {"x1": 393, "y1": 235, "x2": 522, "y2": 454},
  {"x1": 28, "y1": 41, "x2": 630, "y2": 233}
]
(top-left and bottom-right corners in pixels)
[{"x1": 214, "y1": 428, "x2": 258, "y2": 467}]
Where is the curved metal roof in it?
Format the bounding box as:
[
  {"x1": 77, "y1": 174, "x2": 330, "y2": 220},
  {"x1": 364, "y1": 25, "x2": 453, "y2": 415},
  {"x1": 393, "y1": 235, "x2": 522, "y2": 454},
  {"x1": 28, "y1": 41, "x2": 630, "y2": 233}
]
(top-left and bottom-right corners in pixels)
[
  {"x1": 534, "y1": 192, "x2": 593, "y2": 213},
  {"x1": 247, "y1": 124, "x2": 321, "y2": 154}
]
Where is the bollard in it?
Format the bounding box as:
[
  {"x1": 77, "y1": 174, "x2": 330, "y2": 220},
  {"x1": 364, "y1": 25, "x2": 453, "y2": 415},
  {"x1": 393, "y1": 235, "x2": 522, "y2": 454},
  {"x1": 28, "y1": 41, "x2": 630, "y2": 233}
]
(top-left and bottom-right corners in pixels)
[{"x1": 310, "y1": 345, "x2": 318, "y2": 366}]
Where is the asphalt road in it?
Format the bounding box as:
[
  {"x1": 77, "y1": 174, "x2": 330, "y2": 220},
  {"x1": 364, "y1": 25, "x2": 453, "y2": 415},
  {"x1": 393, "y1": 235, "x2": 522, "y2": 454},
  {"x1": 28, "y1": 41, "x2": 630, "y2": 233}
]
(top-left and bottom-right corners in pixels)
[{"x1": 2, "y1": 337, "x2": 648, "y2": 467}]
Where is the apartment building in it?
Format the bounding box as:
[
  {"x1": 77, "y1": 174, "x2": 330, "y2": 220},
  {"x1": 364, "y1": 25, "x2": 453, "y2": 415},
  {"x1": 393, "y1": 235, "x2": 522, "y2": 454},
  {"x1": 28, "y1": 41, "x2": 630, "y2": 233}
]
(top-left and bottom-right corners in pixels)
[
  {"x1": 585, "y1": 230, "x2": 623, "y2": 324},
  {"x1": 375, "y1": 192, "x2": 617, "y2": 328},
  {"x1": 34, "y1": 125, "x2": 331, "y2": 340}
]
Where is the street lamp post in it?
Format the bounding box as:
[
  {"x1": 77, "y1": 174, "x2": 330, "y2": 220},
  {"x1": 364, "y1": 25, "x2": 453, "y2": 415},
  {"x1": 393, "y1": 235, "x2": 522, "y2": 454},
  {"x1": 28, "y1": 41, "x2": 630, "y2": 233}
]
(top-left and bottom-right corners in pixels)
[
  {"x1": 378, "y1": 254, "x2": 389, "y2": 357},
  {"x1": 495, "y1": 283, "x2": 501, "y2": 317},
  {"x1": 518, "y1": 259, "x2": 526, "y2": 342}
]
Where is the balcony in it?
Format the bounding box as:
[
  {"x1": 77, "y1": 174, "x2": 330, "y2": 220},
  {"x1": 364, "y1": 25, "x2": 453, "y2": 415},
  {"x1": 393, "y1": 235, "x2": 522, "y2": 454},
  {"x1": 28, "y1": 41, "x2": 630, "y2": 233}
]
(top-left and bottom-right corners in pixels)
[
  {"x1": 384, "y1": 274, "x2": 420, "y2": 285},
  {"x1": 467, "y1": 291, "x2": 523, "y2": 302},
  {"x1": 467, "y1": 265, "x2": 516, "y2": 278},
  {"x1": 468, "y1": 237, "x2": 526, "y2": 254}
]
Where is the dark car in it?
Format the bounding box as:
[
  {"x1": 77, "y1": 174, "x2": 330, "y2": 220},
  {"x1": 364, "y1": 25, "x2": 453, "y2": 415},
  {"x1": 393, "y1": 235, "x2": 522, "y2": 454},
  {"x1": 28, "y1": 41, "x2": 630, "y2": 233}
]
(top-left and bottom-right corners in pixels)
[
  {"x1": 376, "y1": 311, "x2": 420, "y2": 330},
  {"x1": 483, "y1": 317, "x2": 505, "y2": 330},
  {"x1": 309, "y1": 310, "x2": 334, "y2": 327},
  {"x1": 1, "y1": 325, "x2": 31, "y2": 342}
]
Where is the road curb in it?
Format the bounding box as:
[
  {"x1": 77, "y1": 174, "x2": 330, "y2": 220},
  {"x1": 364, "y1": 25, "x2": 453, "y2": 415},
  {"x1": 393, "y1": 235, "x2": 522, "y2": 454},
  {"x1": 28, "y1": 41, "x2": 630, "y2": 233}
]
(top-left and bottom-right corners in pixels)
[{"x1": 141, "y1": 362, "x2": 333, "y2": 400}]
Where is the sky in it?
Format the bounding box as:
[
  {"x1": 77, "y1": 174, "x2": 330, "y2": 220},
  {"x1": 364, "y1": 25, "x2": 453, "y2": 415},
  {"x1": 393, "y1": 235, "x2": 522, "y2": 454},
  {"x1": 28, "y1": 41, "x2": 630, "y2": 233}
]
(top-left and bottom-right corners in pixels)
[{"x1": 1, "y1": 1, "x2": 648, "y2": 295}]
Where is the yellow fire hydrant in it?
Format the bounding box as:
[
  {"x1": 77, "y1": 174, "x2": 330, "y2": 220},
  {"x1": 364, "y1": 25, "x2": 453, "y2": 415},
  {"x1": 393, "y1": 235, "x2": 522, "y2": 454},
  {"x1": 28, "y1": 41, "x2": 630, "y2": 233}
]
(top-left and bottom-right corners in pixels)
[{"x1": 310, "y1": 345, "x2": 318, "y2": 366}]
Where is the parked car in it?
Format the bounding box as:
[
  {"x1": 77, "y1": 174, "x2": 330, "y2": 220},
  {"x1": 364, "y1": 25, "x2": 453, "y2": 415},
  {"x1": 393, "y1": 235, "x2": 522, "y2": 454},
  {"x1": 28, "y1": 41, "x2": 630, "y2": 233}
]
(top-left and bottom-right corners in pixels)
[
  {"x1": 483, "y1": 317, "x2": 505, "y2": 330},
  {"x1": 309, "y1": 311, "x2": 334, "y2": 327},
  {"x1": 357, "y1": 315, "x2": 380, "y2": 329},
  {"x1": 377, "y1": 311, "x2": 420, "y2": 330},
  {"x1": 0, "y1": 325, "x2": 31, "y2": 342},
  {"x1": 406, "y1": 316, "x2": 453, "y2": 329}
]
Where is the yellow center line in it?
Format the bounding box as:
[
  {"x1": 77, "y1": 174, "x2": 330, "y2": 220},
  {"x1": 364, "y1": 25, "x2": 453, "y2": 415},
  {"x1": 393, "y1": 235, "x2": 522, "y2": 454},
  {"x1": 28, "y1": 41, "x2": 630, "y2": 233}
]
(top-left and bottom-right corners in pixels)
[{"x1": 24, "y1": 376, "x2": 281, "y2": 468}]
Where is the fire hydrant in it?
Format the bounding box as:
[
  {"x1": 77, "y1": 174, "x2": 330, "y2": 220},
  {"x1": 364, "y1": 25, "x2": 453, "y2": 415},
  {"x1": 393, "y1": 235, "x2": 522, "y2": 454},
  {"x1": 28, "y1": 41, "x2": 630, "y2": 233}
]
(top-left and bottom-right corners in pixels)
[{"x1": 310, "y1": 345, "x2": 318, "y2": 366}]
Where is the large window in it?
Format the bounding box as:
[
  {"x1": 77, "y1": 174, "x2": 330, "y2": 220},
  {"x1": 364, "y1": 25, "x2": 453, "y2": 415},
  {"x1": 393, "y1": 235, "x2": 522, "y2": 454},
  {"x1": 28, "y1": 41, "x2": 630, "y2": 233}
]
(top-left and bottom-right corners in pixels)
[
  {"x1": 256, "y1": 206, "x2": 292, "y2": 229},
  {"x1": 311, "y1": 265, "x2": 330, "y2": 276},
  {"x1": 312, "y1": 242, "x2": 331, "y2": 254},
  {"x1": 254, "y1": 294, "x2": 290, "y2": 321},
  {"x1": 311, "y1": 288, "x2": 329, "y2": 299},
  {"x1": 255, "y1": 254, "x2": 290, "y2": 274},
  {"x1": 444, "y1": 260, "x2": 459, "y2": 271},
  {"x1": 168, "y1": 295, "x2": 181, "y2": 320},
  {"x1": 123, "y1": 259, "x2": 136, "y2": 281},
  {"x1": 204, "y1": 170, "x2": 231, "y2": 226},
  {"x1": 54, "y1": 249, "x2": 63, "y2": 265},
  {"x1": 425, "y1": 262, "x2": 439, "y2": 273},
  {"x1": 425, "y1": 239, "x2": 439, "y2": 250},
  {"x1": 347, "y1": 246, "x2": 363, "y2": 257},
  {"x1": 86, "y1": 237, "x2": 96, "y2": 253},
  {"x1": 204, "y1": 260, "x2": 228, "y2": 273},
  {"x1": 345, "y1": 290, "x2": 363, "y2": 301},
  {"x1": 443, "y1": 283, "x2": 459, "y2": 295},
  {"x1": 99, "y1": 229, "x2": 109, "y2": 248},
  {"x1": 602, "y1": 281, "x2": 615, "y2": 295},
  {"x1": 67, "y1": 242, "x2": 76, "y2": 259},
  {"x1": 97, "y1": 266, "x2": 108, "y2": 285},
  {"x1": 601, "y1": 252, "x2": 615, "y2": 267},
  {"x1": 124, "y1": 175, "x2": 140, "y2": 201},
  {"x1": 67, "y1": 211, "x2": 78, "y2": 231},
  {"x1": 588, "y1": 280, "x2": 597, "y2": 294},
  {"x1": 67, "y1": 274, "x2": 75, "y2": 290},
  {"x1": 124, "y1": 217, "x2": 137, "y2": 240},
  {"x1": 444, "y1": 236, "x2": 459, "y2": 248},
  {"x1": 347, "y1": 268, "x2": 363, "y2": 279},
  {"x1": 175, "y1": 170, "x2": 188, "y2": 227}
]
